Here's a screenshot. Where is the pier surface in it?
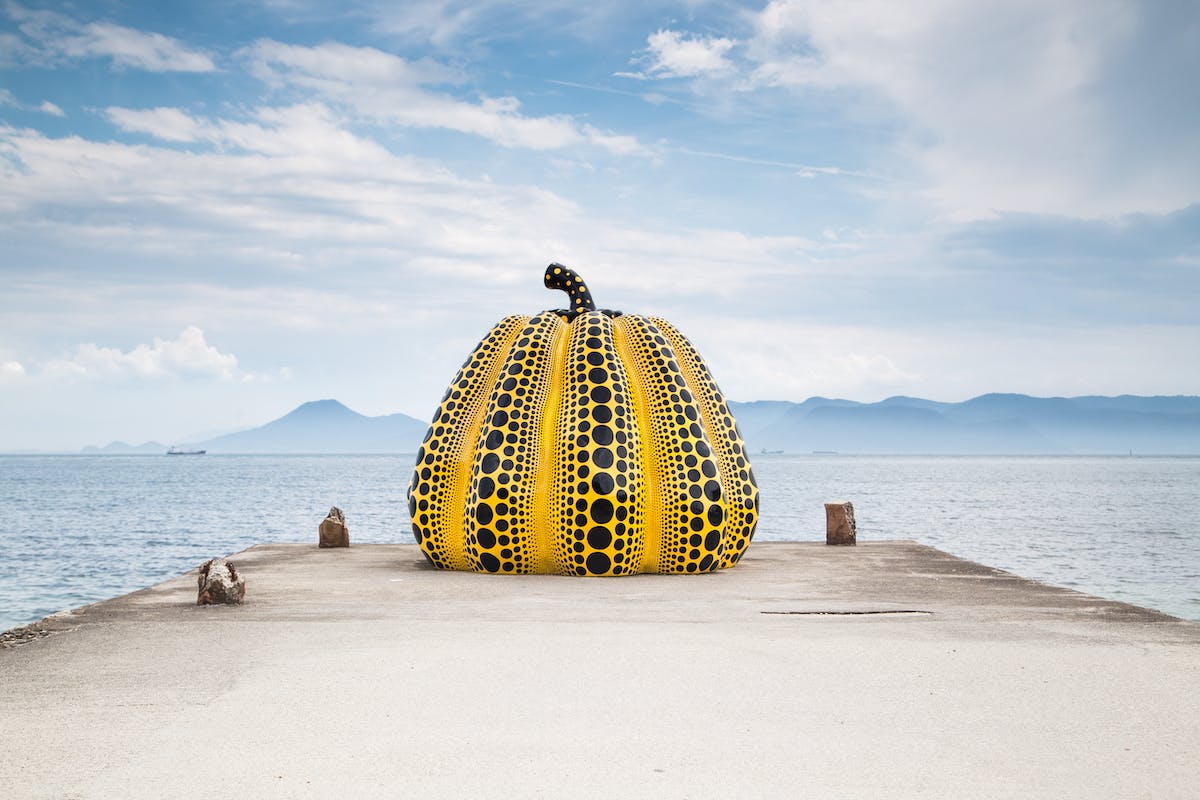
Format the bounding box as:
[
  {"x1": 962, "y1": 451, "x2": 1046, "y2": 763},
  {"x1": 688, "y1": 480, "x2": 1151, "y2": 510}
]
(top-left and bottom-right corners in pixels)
[{"x1": 2, "y1": 541, "x2": 1198, "y2": 799}]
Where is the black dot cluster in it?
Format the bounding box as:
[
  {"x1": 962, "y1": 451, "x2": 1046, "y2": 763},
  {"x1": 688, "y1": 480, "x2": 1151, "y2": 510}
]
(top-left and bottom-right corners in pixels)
[
  {"x1": 616, "y1": 315, "x2": 727, "y2": 573},
  {"x1": 461, "y1": 312, "x2": 564, "y2": 573},
  {"x1": 407, "y1": 315, "x2": 529, "y2": 569},
  {"x1": 551, "y1": 311, "x2": 646, "y2": 576},
  {"x1": 649, "y1": 317, "x2": 760, "y2": 567}
]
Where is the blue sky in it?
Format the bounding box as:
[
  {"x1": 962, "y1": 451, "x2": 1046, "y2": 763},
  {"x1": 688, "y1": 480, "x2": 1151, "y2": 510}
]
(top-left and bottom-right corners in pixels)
[{"x1": 2, "y1": 0, "x2": 1198, "y2": 450}]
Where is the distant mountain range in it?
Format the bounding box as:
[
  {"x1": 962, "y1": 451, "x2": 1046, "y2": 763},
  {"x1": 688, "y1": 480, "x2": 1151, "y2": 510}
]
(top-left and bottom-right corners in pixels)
[
  {"x1": 729, "y1": 394, "x2": 1200, "y2": 455},
  {"x1": 81, "y1": 440, "x2": 167, "y2": 455},
  {"x1": 192, "y1": 399, "x2": 427, "y2": 453},
  {"x1": 79, "y1": 399, "x2": 426, "y2": 454},
  {"x1": 77, "y1": 394, "x2": 1200, "y2": 455}
]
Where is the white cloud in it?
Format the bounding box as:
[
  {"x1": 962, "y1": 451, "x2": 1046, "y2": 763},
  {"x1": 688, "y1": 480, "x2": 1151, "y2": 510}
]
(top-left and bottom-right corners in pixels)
[
  {"x1": 42, "y1": 327, "x2": 237, "y2": 381},
  {"x1": 105, "y1": 106, "x2": 207, "y2": 142},
  {"x1": 3, "y1": 2, "x2": 216, "y2": 72},
  {"x1": 637, "y1": 29, "x2": 737, "y2": 79},
  {"x1": 682, "y1": 317, "x2": 924, "y2": 401},
  {"x1": 71, "y1": 21, "x2": 216, "y2": 71},
  {"x1": 241, "y1": 39, "x2": 649, "y2": 155},
  {"x1": 1, "y1": 360, "x2": 25, "y2": 379},
  {"x1": 740, "y1": 0, "x2": 1200, "y2": 219},
  {"x1": 0, "y1": 88, "x2": 66, "y2": 116},
  {"x1": 0, "y1": 109, "x2": 828, "y2": 342}
]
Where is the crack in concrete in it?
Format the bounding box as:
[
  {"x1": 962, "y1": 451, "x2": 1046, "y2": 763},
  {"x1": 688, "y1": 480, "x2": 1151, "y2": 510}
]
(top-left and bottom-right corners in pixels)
[{"x1": 761, "y1": 609, "x2": 934, "y2": 616}]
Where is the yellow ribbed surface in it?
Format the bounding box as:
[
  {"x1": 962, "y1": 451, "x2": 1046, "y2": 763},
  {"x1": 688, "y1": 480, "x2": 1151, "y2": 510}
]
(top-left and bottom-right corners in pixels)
[
  {"x1": 617, "y1": 315, "x2": 727, "y2": 573},
  {"x1": 651, "y1": 317, "x2": 759, "y2": 568},
  {"x1": 613, "y1": 317, "x2": 662, "y2": 573},
  {"x1": 407, "y1": 315, "x2": 528, "y2": 570},
  {"x1": 549, "y1": 311, "x2": 645, "y2": 575},
  {"x1": 532, "y1": 321, "x2": 569, "y2": 573},
  {"x1": 462, "y1": 312, "x2": 564, "y2": 574}
]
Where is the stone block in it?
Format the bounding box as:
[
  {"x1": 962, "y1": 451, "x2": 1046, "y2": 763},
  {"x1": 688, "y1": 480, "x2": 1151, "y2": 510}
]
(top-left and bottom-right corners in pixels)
[
  {"x1": 319, "y1": 506, "x2": 349, "y2": 548},
  {"x1": 197, "y1": 558, "x2": 246, "y2": 605},
  {"x1": 825, "y1": 501, "x2": 856, "y2": 545}
]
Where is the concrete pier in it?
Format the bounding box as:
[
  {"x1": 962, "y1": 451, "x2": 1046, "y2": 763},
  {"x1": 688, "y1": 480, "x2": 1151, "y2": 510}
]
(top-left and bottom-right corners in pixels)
[{"x1": 1, "y1": 541, "x2": 1197, "y2": 799}]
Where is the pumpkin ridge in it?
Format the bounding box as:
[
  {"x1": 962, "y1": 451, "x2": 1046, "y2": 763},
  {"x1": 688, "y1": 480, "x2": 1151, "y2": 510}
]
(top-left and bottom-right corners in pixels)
[
  {"x1": 617, "y1": 315, "x2": 724, "y2": 573},
  {"x1": 409, "y1": 315, "x2": 529, "y2": 570},
  {"x1": 651, "y1": 317, "x2": 759, "y2": 568},
  {"x1": 532, "y1": 316, "x2": 570, "y2": 574},
  {"x1": 613, "y1": 315, "x2": 664, "y2": 573},
  {"x1": 552, "y1": 311, "x2": 646, "y2": 575},
  {"x1": 463, "y1": 312, "x2": 563, "y2": 574}
]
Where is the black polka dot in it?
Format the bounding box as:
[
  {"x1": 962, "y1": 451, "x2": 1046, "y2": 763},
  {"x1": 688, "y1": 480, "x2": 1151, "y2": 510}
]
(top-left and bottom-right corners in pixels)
[
  {"x1": 480, "y1": 553, "x2": 500, "y2": 572},
  {"x1": 593, "y1": 448, "x2": 614, "y2": 468},
  {"x1": 477, "y1": 477, "x2": 495, "y2": 499},
  {"x1": 481, "y1": 453, "x2": 500, "y2": 474},
  {"x1": 591, "y1": 472, "x2": 615, "y2": 494},
  {"x1": 590, "y1": 498, "x2": 614, "y2": 524},
  {"x1": 587, "y1": 526, "x2": 612, "y2": 549},
  {"x1": 586, "y1": 552, "x2": 611, "y2": 574}
]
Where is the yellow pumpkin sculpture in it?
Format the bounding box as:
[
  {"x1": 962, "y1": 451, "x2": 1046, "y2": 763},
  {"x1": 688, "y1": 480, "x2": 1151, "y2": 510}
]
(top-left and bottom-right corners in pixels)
[{"x1": 407, "y1": 264, "x2": 759, "y2": 575}]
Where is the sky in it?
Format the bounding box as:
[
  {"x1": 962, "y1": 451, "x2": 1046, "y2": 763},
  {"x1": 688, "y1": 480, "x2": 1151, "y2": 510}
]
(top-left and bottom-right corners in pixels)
[{"x1": 1, "y1": 0, "x2": 1198, "y2": 450}]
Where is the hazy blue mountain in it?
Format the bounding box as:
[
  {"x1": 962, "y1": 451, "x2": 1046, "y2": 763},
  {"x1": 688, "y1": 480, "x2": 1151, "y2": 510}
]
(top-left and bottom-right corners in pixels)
[
  {"x1": 729, "y1": 394, "x2": 1200, "y2": 455},
  {"x1": 80, "y1": 440, "x2": 167, "y2": 454},
  {"x1": 190, "y1": 399, "x2": 428, "y2": 453},
  {"x1": 721, "y1": 400, "x2": 795, "y2": 441}
]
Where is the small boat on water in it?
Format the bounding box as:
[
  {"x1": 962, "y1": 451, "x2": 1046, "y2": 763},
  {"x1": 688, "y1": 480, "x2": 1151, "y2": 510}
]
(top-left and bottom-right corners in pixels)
[
  {"x1": 760, "y1": 448, "x2": 784, "y2": 455},
  {"x1": 166, "y1": 446, "x2": 206, "y2": 455}
]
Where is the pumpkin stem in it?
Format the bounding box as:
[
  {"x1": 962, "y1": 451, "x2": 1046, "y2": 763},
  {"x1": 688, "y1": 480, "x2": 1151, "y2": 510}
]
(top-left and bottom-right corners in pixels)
[{"x1": 545, "y1": 263, "x2": 597, "y2": 315}]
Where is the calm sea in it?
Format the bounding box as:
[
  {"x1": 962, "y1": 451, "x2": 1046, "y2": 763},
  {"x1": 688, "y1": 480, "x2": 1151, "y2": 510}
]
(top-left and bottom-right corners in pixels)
[{"x1": 1, "y1": 454, "x2": 1197, "y2": 630}]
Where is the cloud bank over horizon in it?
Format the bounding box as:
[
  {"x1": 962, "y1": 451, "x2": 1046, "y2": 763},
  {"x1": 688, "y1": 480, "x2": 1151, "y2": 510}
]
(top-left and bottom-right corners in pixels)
[{"x1": 1, "y1": 0, "x2": 1197, "y2": 449}]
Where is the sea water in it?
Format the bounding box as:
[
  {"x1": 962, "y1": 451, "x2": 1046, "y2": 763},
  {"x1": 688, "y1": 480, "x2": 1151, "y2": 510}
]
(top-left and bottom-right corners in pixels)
[{"x1": 1, "y1": 453, "x2": 1197, "y2": 631}]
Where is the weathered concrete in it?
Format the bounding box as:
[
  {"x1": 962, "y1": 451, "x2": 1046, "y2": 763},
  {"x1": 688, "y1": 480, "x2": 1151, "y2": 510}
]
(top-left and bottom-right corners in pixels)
[{"x1": 1, "y1": 541, "x2": 1197, "y2": 799}]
